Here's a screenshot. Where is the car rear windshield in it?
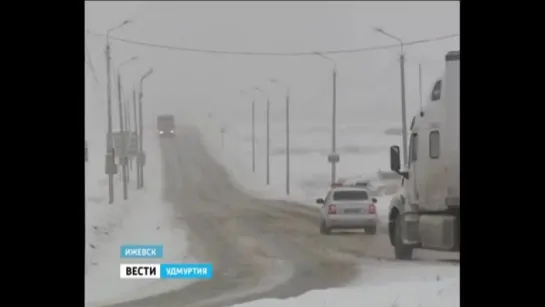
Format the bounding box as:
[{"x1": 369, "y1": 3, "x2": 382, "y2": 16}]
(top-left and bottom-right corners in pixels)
[{"x1": 333, "y1": 190, "x2": 369, "y2": 201}]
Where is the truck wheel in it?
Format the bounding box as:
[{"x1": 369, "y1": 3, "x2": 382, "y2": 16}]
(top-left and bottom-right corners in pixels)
[
  {"x1": 320, "y1": 220, "x2": 331, "y2": 235},
  {"x1": 364, "y1": 226, "x2": 377, "y2": 235},
  {"x1": 394, "y1": 214, "x2": 414, "y2": 260}
]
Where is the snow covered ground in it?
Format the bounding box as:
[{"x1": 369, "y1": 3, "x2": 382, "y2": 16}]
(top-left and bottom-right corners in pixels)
[
  {"x1": 85, "y1": 2, "x2": 459, "y2": 305},
  {"x1": 230, "y1": 261, "x2": 459, "y2": 307},
  {"x1": 85, "y1": 130, "x2": 196, "y2": 307},
  {"x1": 85, "y1": 61, "x2": 195, "y2": 306},
  {"x1": 188, "y1": 110, "x2": 401, "y2": 210}
]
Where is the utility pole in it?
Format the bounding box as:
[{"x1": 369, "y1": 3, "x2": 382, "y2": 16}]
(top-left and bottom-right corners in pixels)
[
  {"x1": 331, "y1": 68, "x2": 337, "y2": 184},
  {"x1": 419, "y1": 64, "x2": 423, "y2": 116},
  {"x1": 374, "y1": 27, "x2": 408, "y2": 165},
  {"x1": 400, "y1": 52, "x2": 408, "y2": 165},
  {"x1": 138, "y1": 68, "x2": 154, "y2": 189},
  {"x1": 252, "y1": 99, "x2": 255, "y2": 173},
  {"x1": 124, "y1": 98, "x2": 131, "y2": 180},
  {"x1": 269, "y1": 78, "x2": 290, "y2": 195},
  {"x1": 85, "y1": 140, "x2": 88, "y2": 215},
  {"x1": 133, "y1": 88, "x2": 139, "y2": 185},
  {"x1": 132, "y1": 89, "x2": 137, "y2": 173},
  {"x1": 117, "y1": 73, "x2": 128, "y2": 200},
  {"x1": 285, "y1": 92, "x2": 290, "y2": 195},
  {"x1": 117, "y1": 55, "x2": 138, "y2": 184},
  {"x1": 133, "y1": 89, "x2": 138, "y2": 136},
  {"x1": 266, "y1": 97, "x2": 270, "y2": 185},
  {"x1": 138, "y1": 88, "x2": 144, "y2": 189},
  {"x1": 105, "y1": 36, "x2": 115, "y2": 204},
  {"x1": 315, "y1": 52, "x2": 339, "y2": 185},
  {"x1": 104, "y1": 19, "x2": 132, "y2": 204},
  {"x1": 125, "y1": 99, "x2": 131, "y2": 133},
  {"x1": 116, "y1": 53, "x2": 138, "y2": 189}
]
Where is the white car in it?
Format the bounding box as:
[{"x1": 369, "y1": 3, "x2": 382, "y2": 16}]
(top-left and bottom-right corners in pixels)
[{"x1": 317, "y1": 186, "x2": 378, "y2": 235}]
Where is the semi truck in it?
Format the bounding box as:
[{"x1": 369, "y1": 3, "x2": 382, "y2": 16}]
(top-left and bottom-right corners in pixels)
[
  {"x1": 157, "y1": 114, "x2": 176, "y2": 137},
  {"x1": 388, "y1": 50, "x2": 460, "y2": 260}
]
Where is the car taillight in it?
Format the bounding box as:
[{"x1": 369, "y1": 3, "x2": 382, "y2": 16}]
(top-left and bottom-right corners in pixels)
[
  {"x1": 368, "y1": 204, "x2": 376, "y2": 214},
  {"x1": 328, "y1": 204, "x2": 337, "y2": 214}
]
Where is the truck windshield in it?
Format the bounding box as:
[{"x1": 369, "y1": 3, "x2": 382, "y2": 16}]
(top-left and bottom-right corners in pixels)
[
  {"x1": 333, "y1": 190, "x2": 368, "y2": 201},
  {"x1": 158, "y1": 117, "x2": 174, "y2": 129}
]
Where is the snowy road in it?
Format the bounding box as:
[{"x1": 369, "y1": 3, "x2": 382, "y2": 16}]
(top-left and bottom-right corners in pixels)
[{"x1": 107, "y1": 127, "x2": 456, "y2": 307}]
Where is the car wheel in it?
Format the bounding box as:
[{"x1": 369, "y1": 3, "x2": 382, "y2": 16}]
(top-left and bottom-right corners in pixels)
[
  {"x1": 364, "y1": 226, "x2": 377, "y2": 235},
  {"x1": 394, "y1": 214, "x2": 413, "y2": 260},
  {"x1": 320, "y1": 220, "x2": 331, "y2": 235}
]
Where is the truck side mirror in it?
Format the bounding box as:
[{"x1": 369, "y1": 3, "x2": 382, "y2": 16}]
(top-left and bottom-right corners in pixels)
[
  {"x1": 316, "y1": 198, "x2": 325, "y2": 204},
  {"x1": 390, "y1": 145, "x2": 401, "y2": 172}
]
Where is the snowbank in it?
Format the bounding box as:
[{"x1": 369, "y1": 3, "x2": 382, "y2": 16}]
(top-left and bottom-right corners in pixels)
[
  {"x1": 230, "y1": 278, "x2": 458, "y2": 307},
  {"x1": 85, "y1": 58, "x2": 136, "y2": 273},
  {"x1": 231, "y1": 261, "x2": 459, "y2": 307},
  {"x1": 85, "y1": 55, "x2": 149, "y2": 274},
  {"x1": 203, "y1": 127, "x2": 313, "y2": 205},
  {"x1": 85, "y1": 133, "x2": 144, "y2": 275},
  {"x1": 86, "y1": 61, "x2": 194, "y2": 305},
  {"x1": 85, "y1": 132, "x2": 196, "y2": 307}
]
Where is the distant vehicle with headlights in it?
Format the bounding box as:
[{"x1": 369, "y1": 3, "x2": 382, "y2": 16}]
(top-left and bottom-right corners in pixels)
[{"x1": 157, "y1": 115, "x2": 175, "y2": 137}]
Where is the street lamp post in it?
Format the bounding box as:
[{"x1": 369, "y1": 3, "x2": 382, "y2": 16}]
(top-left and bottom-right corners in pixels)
[
  {"x1": 315, "y1": 52, "x2": 339, "y2": 185},
  {"x1": 253, "y1": 87, "x2": 270, "y2": 185},
  {"x1": 117, "y1": 56, "x2": 138, "y2": 200},
  {"x1": 374, "y1": 27, "x2": 408, "y2": 166},
  {"x1": 132, "y1": 88, "x2": 138, "y2": 174},
  {"x1": 137, "y1": 68, "x2": 154, "y2": 189},
  {"x1": 104, "y1": 19, "x2": 131, "y2": 204},
  {"x1": 240, "y1": 89, "x2": 256, "y2": 173},
  {"x1": 124, "y1": 98, "x2": 131, "y2": 180},
  {"x1": 269, "y1": 78, "x2": 290, "y2": 195},
  {"x1": 125, "y1": 99, "x2": 130, "y2": 135}
]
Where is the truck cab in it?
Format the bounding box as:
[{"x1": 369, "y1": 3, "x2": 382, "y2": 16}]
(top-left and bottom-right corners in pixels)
[
  {"x1": 157, "y1": 114, "x2": 176, "y2": 137},
  {"x1": 388, "y1": 50, "x2": 460, "y2": 260}
]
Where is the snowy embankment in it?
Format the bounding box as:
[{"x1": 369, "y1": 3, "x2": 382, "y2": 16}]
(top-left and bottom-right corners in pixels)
[
  {"x1": 85, "y1": 131, "x2": 195, "y2": 307},
  {"x1": 230, "y1": 262, "x2": 459, "y2": 307},
  {"x1": 193, "y1": 110, "x2": 400, "y2": 233},
  {"x1": 231, "y1": 280, "x2": 458, "y2": 307},
  {"x1": 85, "y1": 59, "x2": 137, "y2": 275},
  {"x1": 192, "y1": 112, "x2": 401, "y2": 212},
  {"x1": 85, "y1": 63, "x2": 194, "y2": 305}
]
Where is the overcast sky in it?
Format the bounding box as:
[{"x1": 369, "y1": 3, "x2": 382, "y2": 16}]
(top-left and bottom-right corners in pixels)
[{"x1": 85, "y1": 1, "x2": 459, "y2": 128}]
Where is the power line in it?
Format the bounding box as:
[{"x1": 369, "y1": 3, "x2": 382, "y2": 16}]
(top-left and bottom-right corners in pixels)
[{"x1": 86, "y1": 31, "x2": 459, "y2": 56}]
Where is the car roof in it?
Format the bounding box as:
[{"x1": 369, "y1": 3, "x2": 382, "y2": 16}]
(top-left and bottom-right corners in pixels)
[{"x1": 330, "y1": 186, "x2": 369, "y2": 193}]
